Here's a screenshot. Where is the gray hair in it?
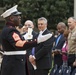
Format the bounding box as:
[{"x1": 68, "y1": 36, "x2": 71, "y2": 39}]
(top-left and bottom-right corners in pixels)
[
  {"x1": 68, "y1": 17, "x2": 76, "y2": 21},
  {"x1": 24, "y1": 20, "x2": 34, "y2": 25},
  {"x1": 69, "y1": 17, "x2": 76, "y2": 19},
  {"x1": 38, "y1": 17, "x2": 47, "y2": 24},
  {"x1": 57, "y1": 22, "x2": 66, "y2": 28}
]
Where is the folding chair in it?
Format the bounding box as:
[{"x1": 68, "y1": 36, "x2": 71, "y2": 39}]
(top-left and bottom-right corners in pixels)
[
  {"x1": 63, "y1": 66, "x2": 71, "y2": 75},
  {"x1": 71, "y1": 68, "x2": 76, "y2": 75},
  {"x1": 54, "y1": 51, "x2": 71, "y2": 75},
  {"x1": 50, "y1": 64, "x2": 58, "y2": 75},
  {"x1": 54, "y1": 65, "x2": 71, "y2": 75},
  {"x1": 55, "y1": 65, "x2": 62, "y2": 75}
]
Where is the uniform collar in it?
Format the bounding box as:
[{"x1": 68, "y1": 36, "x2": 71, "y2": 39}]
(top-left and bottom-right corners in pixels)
[
  {"x1": 39, "y1": 28, "x2": 47, "y2": 34},
  {"x1": 6, "y1": 21, "x2": 15, "y2": 27},
  {"x1": 71, "y1": 27, "x2": 76, "y2": 33}
]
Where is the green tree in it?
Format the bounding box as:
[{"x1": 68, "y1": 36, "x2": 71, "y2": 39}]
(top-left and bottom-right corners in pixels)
[{"x1": 0, "y1": 0, "x2": 74, "y2": 30}]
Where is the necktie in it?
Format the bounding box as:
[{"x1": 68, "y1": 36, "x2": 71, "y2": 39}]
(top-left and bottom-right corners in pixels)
[
  {"x1": 31, "y1": 31, "x2": 42, "y2": 55},
  {"x1": 32, "y1": 47, "x2": 35, "y2": 55},
  {"x1": 56, "y1": 35, "x2": 62, "y2": 46}
]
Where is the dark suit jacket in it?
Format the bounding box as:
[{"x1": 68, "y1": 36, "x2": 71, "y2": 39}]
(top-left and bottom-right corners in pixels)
[
  {"x1": 53, "y1": 34, "x2": 65, "y2": 50},
  {"x1": 34, "y1": 29, "x2": 54, "y2": 69},
  {"x1": 26, "y1": 31, "x2": 38, "y2": 55},
  {"x1": 25, "y1": 31, "x2": 38, "y2": 69},
  {"x1": 53, "y1": 34, "x2": 65, "y2": 67}
]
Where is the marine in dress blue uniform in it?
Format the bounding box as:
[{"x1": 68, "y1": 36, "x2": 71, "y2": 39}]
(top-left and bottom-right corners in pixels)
[{"x1": 0, "y1": 5, "x2": 52, "y2": 75}]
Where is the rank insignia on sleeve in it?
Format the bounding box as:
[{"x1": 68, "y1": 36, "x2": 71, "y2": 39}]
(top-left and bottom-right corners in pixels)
[{"x1": 12, "y1": 32, "x2": 21, "y2": 41}]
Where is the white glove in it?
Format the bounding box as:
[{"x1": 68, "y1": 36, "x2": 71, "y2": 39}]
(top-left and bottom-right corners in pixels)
[
  {"x1": 37, "y1": 33, "x2": 52, "y2": 43},
  {"x1": 27, "y1": 27, "x2": 33, "y2": 39},
  {"x1": 27, "y1": 33, "x2": 33, "y2": 40},
  {"x1": 23, "y1": 27, "x2": 33, "y2": 40},
  {"x1": 28, "y1": 27, "x2": 33, "y2": 34},
  {"x1": 23, "y1": 33, "x2": 33, "y2": 40}
]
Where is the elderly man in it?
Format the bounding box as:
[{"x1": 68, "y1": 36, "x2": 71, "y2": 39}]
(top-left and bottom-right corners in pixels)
[
  {"x1": 22, "y1": 20, "x2": 38, "y2": 75},
  {"x1": 68, "y1": 17, "x2": 76, "y2": 74},
  {"x1": 24, "y1": 20, "x2": 34, "y2": 32},
  {"x1": 22, "y1": 20, "x2": 37, "y2": 40},
  {"x1": 0, "y1": 5, "x2": 52, "y2": 75}
]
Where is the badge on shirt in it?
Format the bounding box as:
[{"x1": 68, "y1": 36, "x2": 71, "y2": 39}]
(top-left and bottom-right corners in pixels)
[{"x1": 12, "y1": 32, "x2": 21, "y2": 41}]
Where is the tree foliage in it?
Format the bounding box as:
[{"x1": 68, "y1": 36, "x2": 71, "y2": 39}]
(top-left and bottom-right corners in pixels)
[{"x1": 0, "y1": 0, "x2": 74, "y2": 30}]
